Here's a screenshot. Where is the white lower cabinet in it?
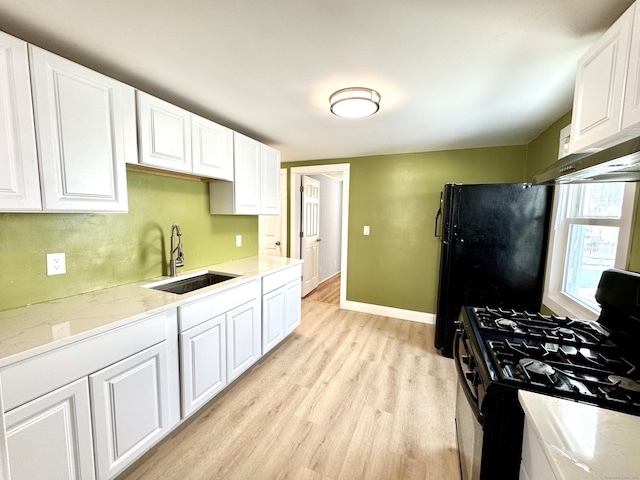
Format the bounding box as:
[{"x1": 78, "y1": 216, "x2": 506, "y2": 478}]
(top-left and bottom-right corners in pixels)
[
  {"x1": 5, "y1": 377, "x2": 95, "y2": 480},
  {"x1": 90, "y1": 342, "x2": 174, "y2": 480},
  {"x1": 226, "y1": 299, "x2": 261, "y2": 382},
  {"x1": 180, "y1": 314, "x2": 227, "y2": 418},
  {"x1": 262, "y1": 264, "x2": 302, "y2": 354}
]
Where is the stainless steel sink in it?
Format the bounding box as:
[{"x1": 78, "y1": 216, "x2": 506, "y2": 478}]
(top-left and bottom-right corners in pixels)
[{"x1": 144, "y1": 272, "x2": 239, "y2": 295}]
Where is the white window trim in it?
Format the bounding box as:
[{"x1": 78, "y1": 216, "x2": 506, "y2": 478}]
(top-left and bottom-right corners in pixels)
[{"x1": 542, "y1": 182, "x2": 636, "y2": 320}]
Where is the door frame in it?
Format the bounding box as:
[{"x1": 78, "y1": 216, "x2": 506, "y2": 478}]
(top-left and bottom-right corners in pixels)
[{"x1": 289, "y1": 164, "x2": 350, "y2": 309}]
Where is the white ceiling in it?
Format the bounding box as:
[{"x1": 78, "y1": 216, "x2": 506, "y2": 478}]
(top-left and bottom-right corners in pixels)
[{"x1": 0, "y1": 0, "x2": 633, "y2": 162}]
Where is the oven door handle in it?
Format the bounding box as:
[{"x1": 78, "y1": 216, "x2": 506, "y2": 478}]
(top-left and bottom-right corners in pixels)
[{"x1": 454, "y1": 330, "x2": 484, "y2": 425}]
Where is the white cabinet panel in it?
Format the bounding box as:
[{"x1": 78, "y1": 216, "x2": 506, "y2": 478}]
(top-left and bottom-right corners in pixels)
[
  {"x1": 284, "y1": 279, "x2": 302, "y2": 335},
  {"x1": 6, "y1": 377, "x2": 95, "y2": 480},
  {"x1": 226, "y1": 299, "x2": 261, "y2": 382},
  {"x1": 180, "y1": 314, "x2": 227, "y2": 418},
  {"x1": 260, "y1": 144, "x2": 280, "y2": 214},
  {"x1": 29, "y1": 46, "x2": 131, "y2": 212},
  {"x1": 569, "y1": 4, "x2": 634, "y2": 153},
  {"x1": 623, "y1": 4, "x2": 640, "y2": 130},
  {"x1": 233, "y1": 133, "x2": 261, "y2": 214},
  {"x1": 192, "y1": 114, "x2": 233, "y2": 180},
  {"x1": 0, "y1": 31, "x2": 41, "y2": 211},
  {"x1": 137, "y1": 91, "x2": 192, "y2": 173},
  {"x1": 91, "y1": 342, "x2": 174, "y2": 480},
  {"x1": 263, "y1": 287, "x2": 285, "y2": 354},
  {"x1": 209, "y1": 132, "x2": 281, "y2": 215}
]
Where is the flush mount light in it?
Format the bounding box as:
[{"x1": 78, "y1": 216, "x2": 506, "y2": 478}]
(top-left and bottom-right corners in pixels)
[{"x1": 329, "y1": 87, "x2": 381, "y2": 118}]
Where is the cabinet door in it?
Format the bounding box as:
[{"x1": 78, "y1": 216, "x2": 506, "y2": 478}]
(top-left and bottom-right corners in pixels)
[
  {"x1": 180, "y1": 314, "x2": 227, "y2": 418},
  {"x1": 137, "y1": 91, "x2": 192, "y2": 173},
  {"x1": 0, "y1": 32, "x2": 41, "y2": 211},
  {"x1": 5, "y1": 377, "x2": 95, "y2": 480},
  {"x1": 260, "y1": 144, "x2": 281, "y2": 215},
  {"x1": 192, "y1": 114, "x2": 233, "y2": 180},
  {"x1": 623, "y1": 4, "x2": 640, "y2": 130},
  {"x1": 262, "y1": 287, "x2": 285, "y2": 354},
  {"x1": 29, "y1": 46, "x2": 131, "y2": 212},
  {"x1": 226, "y1": 299, "x2": 261, "y2": 382},
  {"x1": 90, "y1": 342, "x2": 173, "y2": 480},
  {"x1": 569, "y1": 5, "x2": 633, "y2": 153},
  {"x1": 233, "y1": 133, "x2": 261, "y2": 214},
  {"x1": 284, "y1": 279, "x2": 302, "y2": 335}
]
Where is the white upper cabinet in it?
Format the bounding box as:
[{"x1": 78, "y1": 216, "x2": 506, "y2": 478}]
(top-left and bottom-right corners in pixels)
[
  {"x1": 569, "y1": 3, "x2": 638, "y2": 153},
  {"x1": 260, "y1": 144, "x2": 281, "y2": 215},
  {"x1": 623, "y1": 4, "x2": 640, "y2": 130},
  {"x1": 209, "y1": 132, "x2": 281, "y2": 215},
  {"x1": 0, "y1": 32, "x2": 41, "y2": 211},
  {"x1": 136, "y1": 91, "x2": 234, "y2": 180},
  {"x1": 136, "y1": 91, "x2": 192, "y2": 173},
  {"x1": 192, "y1": 113, "x2": 234, "y2": 180},
  {"x1": 29, "y1": 46, "x2": 133, "y2": 212}
]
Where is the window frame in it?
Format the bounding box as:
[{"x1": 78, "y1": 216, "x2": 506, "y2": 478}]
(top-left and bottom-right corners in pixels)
[{"x1": 542, "y1": 182, "x2": 636, "y2": 320}]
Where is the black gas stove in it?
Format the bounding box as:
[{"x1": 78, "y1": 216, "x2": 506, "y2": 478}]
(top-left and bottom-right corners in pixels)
[{"x1": 454, "y1": 269, "x2": 640, "y2": 480}]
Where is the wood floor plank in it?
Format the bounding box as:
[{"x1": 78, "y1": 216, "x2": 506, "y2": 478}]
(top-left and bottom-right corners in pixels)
[{"x1": 117, "y1": 301, "x2": 460, "y2": 480}]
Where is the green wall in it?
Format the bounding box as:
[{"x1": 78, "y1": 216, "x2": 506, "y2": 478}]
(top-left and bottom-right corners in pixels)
[
  {"x1": 525, "y1": 111, "x2": 640, "y2": 277},
  {"x1": 0, "y1": 171, "x2": 257, "y2": 312},
  {"x1": 285, "y1": 146, "x2": 527, "y2": 313}
]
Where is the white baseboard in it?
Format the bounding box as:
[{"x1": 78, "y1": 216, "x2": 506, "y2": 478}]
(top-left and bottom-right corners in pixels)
[{"x1": 342, "y1": 300, "x2": 435, "y2": 324}]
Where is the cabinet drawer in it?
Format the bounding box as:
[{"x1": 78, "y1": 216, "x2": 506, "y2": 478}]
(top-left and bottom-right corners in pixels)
[
  {"x1": 262, "y1": 264, "x2": 301, "y2": 294},
  {"x1": 178, "y1": 279, "x2": 259, "y2": 332},
  {"x1": 1, "y1": 311, "x2": 170, "y2": 411}
]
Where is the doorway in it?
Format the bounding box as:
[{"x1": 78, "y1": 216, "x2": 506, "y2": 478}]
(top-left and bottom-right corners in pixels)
[{"x1": 290, "y1": 164, "x2": 350, "y2": 309}]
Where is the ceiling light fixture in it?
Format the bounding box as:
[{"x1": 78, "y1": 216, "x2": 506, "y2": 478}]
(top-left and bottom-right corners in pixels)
[{"x1": 329, "y1": 87, "x2": 381, "y2": 118}]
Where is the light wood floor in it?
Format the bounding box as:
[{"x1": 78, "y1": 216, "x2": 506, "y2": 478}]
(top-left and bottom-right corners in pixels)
[
  {"x1": 304, "y1": 273, "x2": 341, "y2": 305},
  {"x1": 118, "y1": 300, "x2": 460, "y2": 480}
]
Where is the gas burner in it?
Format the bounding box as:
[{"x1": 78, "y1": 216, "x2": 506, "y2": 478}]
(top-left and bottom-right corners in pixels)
[
  {"x1": 496, "y1": 318, "x2": 518, "y2": 329},
  {"x1": 609, "y1": 375, "x2": 640, "y2": 393},
  {"x1": 520, "y1": 358, "x2": 555, "y2": 376},
  {"x1": 556, "y1": 327, "x2": 574, "y2": 336}
]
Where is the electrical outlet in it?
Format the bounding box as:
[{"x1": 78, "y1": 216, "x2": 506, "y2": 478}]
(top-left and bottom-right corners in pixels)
[
  {"x1": 236, "y1": 235, "x2": 242, "y2": 247},
  {"x1": 47, "y1": 253, "x2": 66, "y2": 276}
]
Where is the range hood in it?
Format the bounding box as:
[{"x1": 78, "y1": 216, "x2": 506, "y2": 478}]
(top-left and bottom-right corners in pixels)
[{"x1": 532, "y1": 136, "x2": 640, "y2": 184}]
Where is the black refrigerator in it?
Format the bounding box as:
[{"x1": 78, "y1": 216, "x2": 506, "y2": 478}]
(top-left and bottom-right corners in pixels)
[{"x1": 434, "y1": 183, "x2": 553, "y2": 357}]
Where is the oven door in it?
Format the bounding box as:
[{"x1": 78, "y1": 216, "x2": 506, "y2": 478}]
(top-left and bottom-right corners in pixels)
[{"x1": 454, "y1": 329, "x2": 483, "y2": 480}]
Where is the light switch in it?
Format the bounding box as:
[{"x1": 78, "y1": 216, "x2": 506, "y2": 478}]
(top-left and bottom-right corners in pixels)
[
  {"x1": 236, "y1": 235, "x2": 242, "y2": 247},
  {"x1": 364, "y1": 226, "x2": 370, "y2": 235}
]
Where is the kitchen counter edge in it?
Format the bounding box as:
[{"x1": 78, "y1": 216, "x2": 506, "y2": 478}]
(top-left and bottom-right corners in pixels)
[{"x1": 0, "y1": 256, "x2": 303, "y2": 368}]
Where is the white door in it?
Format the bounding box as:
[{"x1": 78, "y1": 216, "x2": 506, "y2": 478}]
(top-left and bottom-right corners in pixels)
[
  {"x1": 259, "y1": 169, "x2": 287, "y2": 256},
  {"x1": 233, "y1": 133, "x2": 261, "y2": 214},
  {"x1": 569, "y1": 5, "x2": 633, "y2": 153},
  {"x1": 29, "y1": 46, "x2": 132, "y2": 212},
  {"x1": 0, "y1": 31, "x2": 41, "y2": 211},
  {"x1": 90, "y1": 342, "x2": 172, "y2": 480},
  {"x1": 137, "y1": 91, "x2": 192, "y2": 173},
  {"x1": 226, "y1": 299, "x2": 261, "y2": 382},
  {"x1": 5, "y1": 377, "x2": 95, "y2": 480},
  {"x1": 180, "y1": 314, "x2": 227, "y2": 418},
  {"x1": 191, "y1": 113, "x2": 233, "y2": 180},
  {"x1": 301, "y1": 175, "x2": 320, "y2": 297}
]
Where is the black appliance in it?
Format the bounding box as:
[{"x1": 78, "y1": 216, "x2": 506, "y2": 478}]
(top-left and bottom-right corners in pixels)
[
  {"x1": 434, "y1": 183, "x2": 552, "y2": 357},
  {"x1": 455, "y1": 269, "x2": 640, "y2": 480}
]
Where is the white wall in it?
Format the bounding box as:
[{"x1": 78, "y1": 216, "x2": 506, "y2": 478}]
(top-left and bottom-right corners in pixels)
[{"x1": 310, "y1": 174, "x2": 343, "y2": 283}]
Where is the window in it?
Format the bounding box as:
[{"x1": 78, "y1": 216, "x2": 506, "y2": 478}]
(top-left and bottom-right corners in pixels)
[{"x1": 543, "y1": 182, "x2": 636, "y2": 319}]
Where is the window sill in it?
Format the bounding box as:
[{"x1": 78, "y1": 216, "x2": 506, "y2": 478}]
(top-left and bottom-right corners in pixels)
[{"x1": 542, "y1": 291, "x2": 599, "y2": 321}]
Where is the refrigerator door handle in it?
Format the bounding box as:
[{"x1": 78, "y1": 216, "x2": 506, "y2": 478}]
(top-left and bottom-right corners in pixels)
[{"x1": 435, "y1": 206, "x2": 442, "y2": 238}]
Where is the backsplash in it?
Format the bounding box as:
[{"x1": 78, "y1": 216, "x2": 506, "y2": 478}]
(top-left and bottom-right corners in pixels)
[{"x1": 0, "y1": 171, "x2": 258, "y2": 312}]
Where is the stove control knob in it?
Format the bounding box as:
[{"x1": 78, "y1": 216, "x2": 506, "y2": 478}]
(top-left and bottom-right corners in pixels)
[{"x1": 462, "y1": 355, "x2": 476, "y2": 370}]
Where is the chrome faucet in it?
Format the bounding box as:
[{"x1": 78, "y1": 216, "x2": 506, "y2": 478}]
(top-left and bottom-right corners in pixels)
[{"x1": 170, "y1": 223, "x2": 184, "y2": 277}]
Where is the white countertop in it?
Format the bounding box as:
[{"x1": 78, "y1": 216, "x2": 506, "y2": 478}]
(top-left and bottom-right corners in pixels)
[
  {"x1": 0, "y1": 255, "x2": 302, "y2": 368},
  {"x1": 518, "y1": 390, "x2": 640, "y2": 480}
]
